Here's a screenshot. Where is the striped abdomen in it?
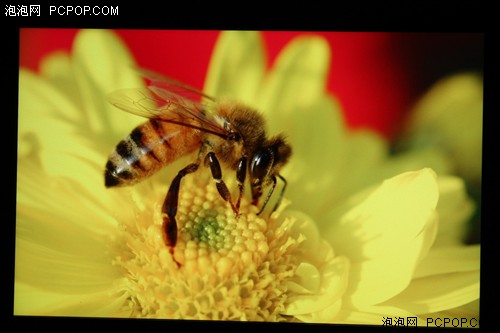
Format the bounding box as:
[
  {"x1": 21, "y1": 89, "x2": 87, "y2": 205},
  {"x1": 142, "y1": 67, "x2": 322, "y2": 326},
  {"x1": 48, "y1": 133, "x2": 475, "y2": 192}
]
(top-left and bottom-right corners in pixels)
[{"x1": 105, "y1": 119, "x2": 201, "y2": 187}]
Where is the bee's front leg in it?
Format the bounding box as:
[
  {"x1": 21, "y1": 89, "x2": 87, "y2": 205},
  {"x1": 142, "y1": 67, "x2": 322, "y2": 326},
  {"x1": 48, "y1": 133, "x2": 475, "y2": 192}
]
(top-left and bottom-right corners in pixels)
[
  {"x1": 205, "y1": 152, "x2": 240, "y2": 217},
  {"x1": 235, "y1": 156, "x2": 247, "y2": 213}
]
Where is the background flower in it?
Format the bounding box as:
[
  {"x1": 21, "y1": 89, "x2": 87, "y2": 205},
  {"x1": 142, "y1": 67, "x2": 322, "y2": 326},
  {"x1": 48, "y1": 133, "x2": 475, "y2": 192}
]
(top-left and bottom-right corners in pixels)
[
  {"x1": 393, "y1": 72, "x2": 483, "y2": 244},
  {"x1": 19, "y1": 29, "x2": 484, "y2": 140}
]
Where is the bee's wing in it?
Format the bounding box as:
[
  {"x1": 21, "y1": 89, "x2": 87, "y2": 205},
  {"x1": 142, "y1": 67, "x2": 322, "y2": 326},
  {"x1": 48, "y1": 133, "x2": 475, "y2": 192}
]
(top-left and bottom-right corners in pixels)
[
  {"x1": 107, "y1": 72, "x2": 228, "y2": 139},
  {"x1": 138, "y1": 68, "x2": 216, "y2": 103}
]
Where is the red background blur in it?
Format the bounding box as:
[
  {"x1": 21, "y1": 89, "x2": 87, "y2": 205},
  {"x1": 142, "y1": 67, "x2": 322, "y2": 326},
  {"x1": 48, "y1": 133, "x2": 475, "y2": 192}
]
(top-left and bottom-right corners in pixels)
[{"x1": 19, "y1": 29, "x2": 483, "y2": 140}]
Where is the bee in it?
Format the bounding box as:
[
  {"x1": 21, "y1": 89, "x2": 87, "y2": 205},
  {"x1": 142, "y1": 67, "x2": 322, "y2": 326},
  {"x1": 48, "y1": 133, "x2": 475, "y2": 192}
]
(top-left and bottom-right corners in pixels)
[{"x1": 105, "y1": 69, "x2": 292, "y2": 251}]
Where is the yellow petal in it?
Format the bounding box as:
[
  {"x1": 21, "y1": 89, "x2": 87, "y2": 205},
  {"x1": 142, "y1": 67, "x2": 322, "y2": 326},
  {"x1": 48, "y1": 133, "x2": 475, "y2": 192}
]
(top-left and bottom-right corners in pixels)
[
  {"x1": 433, "y1": 176, "x2": 475, "y2": 246},
  {"x1": 14, "y1": 282, "x2": 128, "y2": 317},
  {"x1": 295, "y1": 297, "x2": 343, "y2": 323},
  {"x1": 323, "y1": 169, "x2": 440, "y2": 306},
  {"x1": 204, "y1": 31, "x2": 265, "y2": 104},
  {"x1": 328, "y1": 168, "x2": 439, "y2": 260},
  {"x1": 287, "y1": 262, "x2": 321, "y2": 294},
  {"x1": 16, "y1": 166, "x2": 121, "y2": 292},
  {"x1": 18, "y1": 69, "x2": 81, "y2": 135},
  {"x1": 281, "y1": 96, "x2": 347, "y2": 217},
  {"x1": 40, "y1": 51, "x2": 82, "y2": 107},
  {"x1": 378, "y1": 148, "x2": 452, "y2": 187},
  {"x1": 71, "y1": 29, "x2": 145, "y2": 139},
  {"x1": 400, "y1": 72, "x2": 483, "y2": 183},
  {"x1": 259, "y1": 35, "x2": 330, "y2": 122},
  {"x1": 18, "y1": 69, "x2": 108, "y2": 189},
  {"x1": 285, "y1": 255, "x2": 349, "y2": 316},
  {"x1": 344, "y1": 216, "x2": 435, "y2": 308},
  {"x1": 412, "y1": 245, "x2": 480, "y2": 278},
  {"x1": 15, "y1": 234, "x2": 118, "y2": 294},
  {"x1": 382, "y1": 270, "x2": 479, "y2": 314},
  {"x1": 313, "y1": 130, "x2": 389, "y2": 220},
  {"x1": 278, "y1": 209, "x2": 336, "y2": 266},
  {"x1": 17, "y1": 147, "x2": 121, "y2": 221}
]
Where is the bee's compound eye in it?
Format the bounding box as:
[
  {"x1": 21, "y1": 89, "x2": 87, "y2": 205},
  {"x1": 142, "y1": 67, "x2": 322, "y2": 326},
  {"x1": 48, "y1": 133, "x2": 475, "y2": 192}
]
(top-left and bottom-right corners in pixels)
[{"x1": 250, "y1": 148, "x2": 274, "y2": 180}]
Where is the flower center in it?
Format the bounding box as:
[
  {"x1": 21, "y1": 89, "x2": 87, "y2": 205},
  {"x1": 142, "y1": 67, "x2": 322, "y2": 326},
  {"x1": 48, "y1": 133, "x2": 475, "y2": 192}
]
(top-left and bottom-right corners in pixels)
[
  {"x1": 113, "y1": 175, "x2": 302, "y2": 320},
  {"x1": 189, "y1": 210, "x2": 223, "y2": 244},
  {"x1": 172, "y1": 178, "x2": 269, "y2": 276}
]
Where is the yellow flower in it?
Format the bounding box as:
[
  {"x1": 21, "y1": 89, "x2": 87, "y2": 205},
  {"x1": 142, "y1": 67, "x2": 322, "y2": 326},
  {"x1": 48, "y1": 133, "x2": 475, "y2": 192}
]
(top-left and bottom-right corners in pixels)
[
  {"x1": 396, "y1": 72, "x2": 483, "y2": 187},
  {"x1": 16, "y1": 30, "x2": 479, "y2": 325},
  {"x1": 394, "y1": 72, "x2": 483, "y2": 244}
]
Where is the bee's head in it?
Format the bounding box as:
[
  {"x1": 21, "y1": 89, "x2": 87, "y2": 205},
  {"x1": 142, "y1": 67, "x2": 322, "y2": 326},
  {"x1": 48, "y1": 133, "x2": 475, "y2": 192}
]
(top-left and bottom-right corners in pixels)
[{"x1": 249, "y1": 135, "x2": 291, "y2": 204}]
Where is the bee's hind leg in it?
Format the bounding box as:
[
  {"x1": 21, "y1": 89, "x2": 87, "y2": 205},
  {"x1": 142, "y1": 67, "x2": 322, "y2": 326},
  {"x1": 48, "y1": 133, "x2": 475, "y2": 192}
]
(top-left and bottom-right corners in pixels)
[{"x1": 162, "y1": 162, "x2": 199, "y2": 253}]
